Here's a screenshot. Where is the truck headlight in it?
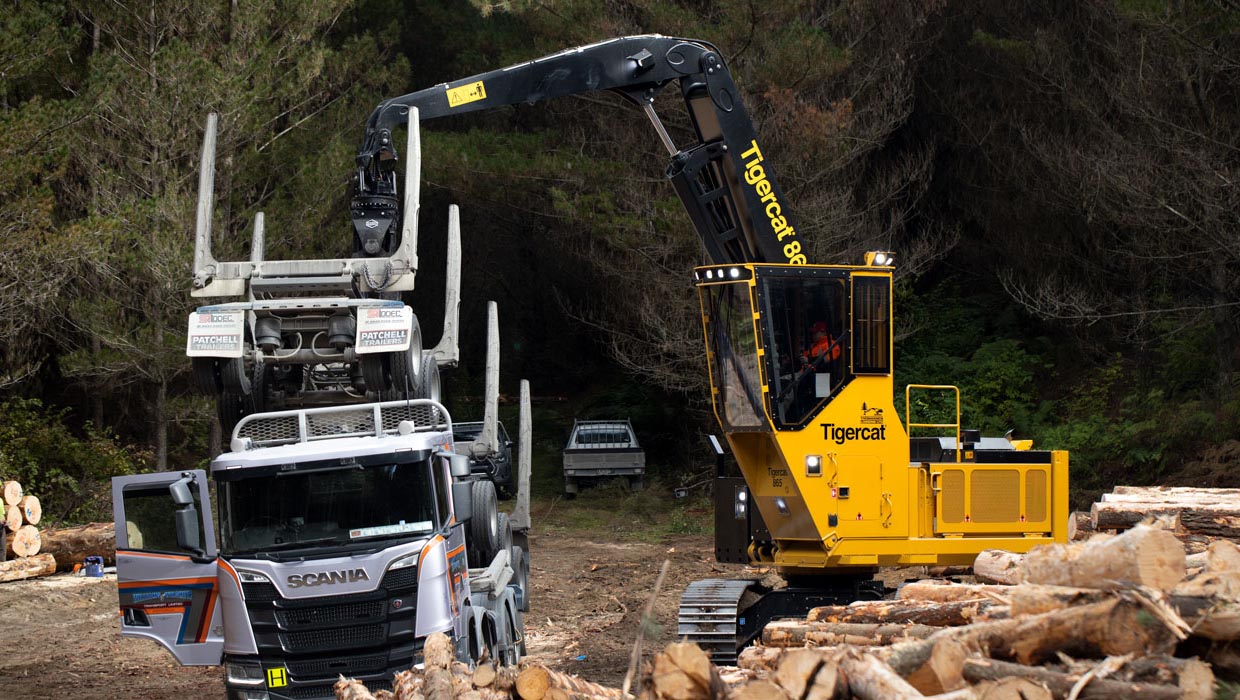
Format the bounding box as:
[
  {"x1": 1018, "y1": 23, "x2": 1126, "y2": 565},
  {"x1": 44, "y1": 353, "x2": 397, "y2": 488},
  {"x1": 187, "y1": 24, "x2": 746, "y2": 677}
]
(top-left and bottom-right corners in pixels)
[
  {"x1": 236, "y1": 570, "x2": 270, "y2": 584},
  {"x1": 387, "y1": 552, "x2": 419, "y2": 571},
  {"x1": 734, "y1": 488, "x2": 747, "y2": 519},
  {"x1": 225, "y1": 661, "x2": 265, "y2": 685}
]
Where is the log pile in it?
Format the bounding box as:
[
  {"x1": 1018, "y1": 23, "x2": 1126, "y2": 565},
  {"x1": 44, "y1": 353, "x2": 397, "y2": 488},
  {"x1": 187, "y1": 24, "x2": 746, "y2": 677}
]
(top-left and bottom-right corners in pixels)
[
  {"x1": 1072, "y1": 486, "x2": 1240, "y2": 554},
  {"x1": 335, "y1": 520, "x2": 1240, "y2": 700},
  {"x1": 0, "y1": 478, "x2": 57, "y2": 583}
]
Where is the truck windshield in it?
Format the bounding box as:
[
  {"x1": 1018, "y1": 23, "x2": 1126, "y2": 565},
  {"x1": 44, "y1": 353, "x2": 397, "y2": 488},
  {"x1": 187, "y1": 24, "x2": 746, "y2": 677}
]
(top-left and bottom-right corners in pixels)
[{"x1": 218, "y1": 460, "x2": 439, "y2": 555}]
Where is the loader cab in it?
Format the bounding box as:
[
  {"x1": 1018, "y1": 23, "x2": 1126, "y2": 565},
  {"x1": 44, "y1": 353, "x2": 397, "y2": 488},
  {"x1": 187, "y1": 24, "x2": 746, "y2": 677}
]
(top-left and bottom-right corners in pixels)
[{"x1": 695, "y1": 264, "x2": 892, "y2": 432}]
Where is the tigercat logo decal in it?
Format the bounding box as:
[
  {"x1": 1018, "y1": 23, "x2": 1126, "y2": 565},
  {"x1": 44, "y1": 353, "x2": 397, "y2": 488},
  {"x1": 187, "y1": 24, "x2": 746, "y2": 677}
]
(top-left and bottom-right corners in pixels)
[
  {"x1": 741, "y1": 141, "x2": 805, "y2": 265},
  {"x1": 286, "y1": 569, "x2": 370, "y2": 588}
]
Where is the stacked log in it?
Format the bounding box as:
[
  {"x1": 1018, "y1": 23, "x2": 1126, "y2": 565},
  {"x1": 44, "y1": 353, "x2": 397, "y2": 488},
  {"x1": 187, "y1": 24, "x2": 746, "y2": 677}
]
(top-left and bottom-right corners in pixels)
[
  {"x1": 0, "y1": 478, "x2": 57, "y2": 582},
  {"x1": 1085, "y1": 486, "x2": 1240, "y2": 553}
]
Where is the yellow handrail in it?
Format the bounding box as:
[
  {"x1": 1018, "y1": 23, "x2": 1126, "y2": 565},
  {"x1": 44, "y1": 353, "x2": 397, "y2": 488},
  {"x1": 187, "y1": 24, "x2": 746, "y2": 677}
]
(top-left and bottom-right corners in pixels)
[{"x1": 905, "y1": 384, "x2": 962, "y2": 462}]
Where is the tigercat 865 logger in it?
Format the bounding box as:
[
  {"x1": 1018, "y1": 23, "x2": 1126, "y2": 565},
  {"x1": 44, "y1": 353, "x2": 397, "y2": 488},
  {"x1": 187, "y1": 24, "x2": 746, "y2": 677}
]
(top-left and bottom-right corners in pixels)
[{"x1": 363, "y1": 35, "x2": 1069, "y2": 662}]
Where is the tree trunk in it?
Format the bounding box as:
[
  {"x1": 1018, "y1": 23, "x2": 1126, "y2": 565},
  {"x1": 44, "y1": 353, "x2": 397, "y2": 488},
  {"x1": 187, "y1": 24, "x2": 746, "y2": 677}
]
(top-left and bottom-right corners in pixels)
[
  {"x1": 1018, "y1": 523, "x2": 1185, "y2": 590},
  {"x1": 961, "y1": 657, "x2": 1186, "y2": 700},
  {"x1": 838, "y1": 651, "x2": 926, "y2": 700},
  {"x1": 760, "y1": 620, "x2": 939, "y2": 648},
  {"x1": 1092, "y1": 501, "x2": 1240, "y2": 533},
  {"x1": 0, "y1": 553, "x2": 56, "y2": 583},
  {"x1": 39, "y1": 522, "x2": 115, "y2": 570},
  {"x1": 807, "y1": 599, "x2": 1001, "y2": 627},
  {"x1": 896, "y1": 581, "x2": 1012, "y2": 603}
]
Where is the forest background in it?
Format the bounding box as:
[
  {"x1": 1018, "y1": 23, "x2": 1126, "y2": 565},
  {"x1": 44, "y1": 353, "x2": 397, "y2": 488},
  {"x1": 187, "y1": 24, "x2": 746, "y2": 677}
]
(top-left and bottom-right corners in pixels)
[{"x1": 0, "y1": 0, "x2": 1237, "y2": 524}]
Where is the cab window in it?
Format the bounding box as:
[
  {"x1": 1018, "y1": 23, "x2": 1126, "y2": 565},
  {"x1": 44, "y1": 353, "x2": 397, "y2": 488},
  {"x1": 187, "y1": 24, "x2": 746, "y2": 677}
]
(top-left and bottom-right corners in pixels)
[
  {"x1": 760, "y1": 273, "x2": 849, "y2": 428},
  {"x1": 123, "y1": 485, "x2": 200, "y2": 554}
]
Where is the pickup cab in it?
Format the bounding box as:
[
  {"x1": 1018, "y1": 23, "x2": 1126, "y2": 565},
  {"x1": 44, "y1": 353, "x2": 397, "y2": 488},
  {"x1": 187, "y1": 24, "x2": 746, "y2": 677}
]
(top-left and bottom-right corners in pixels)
[{"x1": 562, "y1": 420, "x2": 645, "y2": 496}]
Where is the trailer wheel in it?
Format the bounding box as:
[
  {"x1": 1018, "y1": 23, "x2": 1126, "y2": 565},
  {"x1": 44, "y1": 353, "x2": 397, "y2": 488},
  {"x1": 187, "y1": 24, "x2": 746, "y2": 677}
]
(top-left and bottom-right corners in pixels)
[
  {"x1": 468, "y1": 480, "x2": 500, "y2": 568},
  {"x1": 415, "y1": 352, "x2": 441, "y2": 402},
  {"x1": 387, "y1": 315, "x2": 424, "y2": 396},
  {"x1": 217, "y1": 392, "x2": 244, "y2": 436},
  {"x1": 221, "y1": 357, "x2": 251, "y2": 396},
  {"x1": 497, "y1": 513, "x2": 513, "y2": 559},
  {"x1": 512, "y1": 546, "x2": 529, "y2": 612}
]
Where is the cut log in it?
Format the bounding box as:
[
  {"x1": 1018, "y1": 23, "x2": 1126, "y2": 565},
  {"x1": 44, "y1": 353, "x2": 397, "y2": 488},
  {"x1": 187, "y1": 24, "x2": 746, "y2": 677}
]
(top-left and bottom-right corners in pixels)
[
  {"x1": 8, "y1": 524, "x2": 40, "y2": 557},
  {"x1": 1019, "y1": 524, "x2": 1185, "y2": 590},
  {"x1": 649, "y1": 641, "x2": 724, "y2": 700},
  {"x1": 903, "y1": 639, "x2": 967, "y2": 695},
  {"x1": 838, "y1": 650, "x2": 926, "y2": 700},
  {"x1": 1092, "y1": 501, "x2": 1240, "y2": 533},
  {"x1": 1068, "y1": 510, "x2": 1093, "y2": 541},
  {"x1": 422, "y1": 631, "x2": 453, "y2": 670},
  {"x1": 17, "y1": 495, "x2": 40, "y2": 525},
  {"x1": 1121, "y1": 656, "x2": 1215, "y2": 700},
  {"x1": 1207, "y1": 540, "x2": 1240, "y2": 572},
  {"x1": 0, "y1": 553, "x2": 56, "y2": 583},
  {"x1": 393, "y1": 669, "x2": 423, "y2": 700},
  {"x1": 961, "y1": 657, "x2": 1184, "y2": 700},
  {"x1": 2, "y1": 480, "x2": 22, "y2": 506},
  {"x1": 38, "y1": 522, "x2": 115, "y2": 570},
  {"x1": 516, "y1": 665, "x2": 620, "y2": 700},
  {"x1": 1105, "y1": 486, "x2": 1240, "y2": 503},
  {"x1": 472, "y1": 663, "x2": 497, "y2": 689},
  {"x1": 729, "y1": 680, "x2": 790, "y2": 700},
  {"x1": 772, "y1": 648, "x2": 840, "y2": 700},
  {"x1": 807, "y1": 599, "x2": 1002, "y2": 627},
  {"x1": 335, "y1": 677, "x2": 378, "y2": 700},
  {"x1": 4, "y1": 503, "x2": 21, "y2": 532},
  {"x1": 972, "y1": 550, "x2": 1024, "y2": 584},
  {"x1": 896, "y1": 581, "x2": 1013, "y2": 604},
  {"x1": 760, "y1": 620, "x2": 939, "y2": 648},
  {"x1": 976, "y1": 678, "x2": 1051, "y2": 700}
]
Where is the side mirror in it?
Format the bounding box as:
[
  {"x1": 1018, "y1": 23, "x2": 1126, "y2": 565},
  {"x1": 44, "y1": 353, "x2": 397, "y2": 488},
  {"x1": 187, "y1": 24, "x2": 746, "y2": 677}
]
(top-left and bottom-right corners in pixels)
[
  {"x1": 169, "y1": 474, "x2": 207, "y2": 560},
  {"x1": 175, "y1": 508, "x2": 202, "y2": 553},
  {"x1": 170, "y1": 475, "x2": 195, "y2": 506},
  {"x1": 448, "y1": 453, "x2": 472, "y2": 478},
  {"x1": 452, "y1": 482, "x2": 473, "y2": 522}
]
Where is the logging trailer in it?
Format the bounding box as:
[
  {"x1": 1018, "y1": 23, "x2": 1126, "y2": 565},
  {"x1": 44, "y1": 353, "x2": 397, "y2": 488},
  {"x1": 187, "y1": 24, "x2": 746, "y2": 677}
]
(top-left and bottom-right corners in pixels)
[
  {"x1": 353, "y1": 35, "x2": 1072, "y2": 662},
  {"x1": 112, "y1": 111, "x2": 534, "y2": 699}
]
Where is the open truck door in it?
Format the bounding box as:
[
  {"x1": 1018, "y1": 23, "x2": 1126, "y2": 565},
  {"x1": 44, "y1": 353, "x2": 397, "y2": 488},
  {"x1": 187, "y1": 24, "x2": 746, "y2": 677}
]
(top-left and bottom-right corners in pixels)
[{"x1": 112, "y1": 470, "x2": 223, "y2": 665}]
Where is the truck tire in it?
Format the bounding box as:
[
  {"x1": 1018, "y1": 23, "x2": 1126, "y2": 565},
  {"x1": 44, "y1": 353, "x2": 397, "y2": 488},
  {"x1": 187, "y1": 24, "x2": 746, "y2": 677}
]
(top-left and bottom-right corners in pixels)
[
  {"x1": 498, "y1": 513, "x2": 513, "y2": 559},
  {"x1": 512, "y1": 545, "x2": 529, "y2": 612},
  {"x1": 629, "y1": 476, "x2": 644, "y2": 492},
  {"x1": 191, "y1": 357, "x2": 221, "y2": 394},
  {"x1": 387, "y1": 315, "x2": 423, "y2": 397},
  {"x1": 360, "y1": 354, "x2": 391, "y2": 393},
  {"x1": 564, "y1": 476, "x2": 577, "y2": 499},
  {"x1": 468, "y1": 480, "x2": 500, "y2": 568},
  {"x1": 415, "y1": 351, "x2": 441, "y2": 402}
]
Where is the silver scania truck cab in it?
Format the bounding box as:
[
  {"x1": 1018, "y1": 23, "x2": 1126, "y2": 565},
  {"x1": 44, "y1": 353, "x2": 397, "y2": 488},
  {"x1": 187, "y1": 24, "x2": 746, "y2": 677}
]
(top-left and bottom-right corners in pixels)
[{"x1": 112, "y1": 394, "x2": 532, "y2": 700}]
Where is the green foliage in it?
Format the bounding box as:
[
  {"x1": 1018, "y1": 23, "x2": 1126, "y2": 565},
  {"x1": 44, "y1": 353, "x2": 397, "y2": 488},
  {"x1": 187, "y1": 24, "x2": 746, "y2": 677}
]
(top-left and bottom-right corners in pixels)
[{"x1": 0, "y1": 399, "x2": 150, "y2": 524}]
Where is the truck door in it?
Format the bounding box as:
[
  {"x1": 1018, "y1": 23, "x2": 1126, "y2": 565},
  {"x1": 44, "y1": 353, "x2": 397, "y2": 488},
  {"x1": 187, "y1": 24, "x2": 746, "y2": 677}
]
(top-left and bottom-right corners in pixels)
[{"x1": 112, "y1": 470, "x2": 223, "y2": 665}]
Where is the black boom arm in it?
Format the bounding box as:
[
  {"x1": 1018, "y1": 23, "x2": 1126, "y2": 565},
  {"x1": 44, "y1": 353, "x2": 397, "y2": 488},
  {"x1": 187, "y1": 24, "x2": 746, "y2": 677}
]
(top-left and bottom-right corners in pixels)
[{"x1": 352, "y1": 35, "x2": 808, "y2": 267}]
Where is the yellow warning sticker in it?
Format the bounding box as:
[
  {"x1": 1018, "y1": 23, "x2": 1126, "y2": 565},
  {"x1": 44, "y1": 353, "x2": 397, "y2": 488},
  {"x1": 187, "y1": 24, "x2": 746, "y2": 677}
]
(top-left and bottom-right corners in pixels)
[
  {"x1": 446, "y1": 80, "x2": 487, "y2": 108},
  {"x1": 267, "y1": 667, "x2": 288, "y2": 688}
]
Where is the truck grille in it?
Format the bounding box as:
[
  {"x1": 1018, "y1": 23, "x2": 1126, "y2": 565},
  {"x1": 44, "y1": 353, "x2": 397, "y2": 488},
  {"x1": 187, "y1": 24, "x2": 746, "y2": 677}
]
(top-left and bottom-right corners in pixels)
[
  {"x1": 243, "y1": 582, "x2": 280, "y2": 602},
  {"x1": 277, "y1": 679, "x2": 392, "y2": 700},
  {"x1": 381, "y1": 566, "x2": 418, "y2": 591},
  {"x1": 276, "y1": 599, "x2": 384, "y2": 628},
  {"x1": 281, "y1": 623, "x2": 385, "y2": 652},
  {"x1": 286, "y1": 652, "x2": 389, "y2": 678}
]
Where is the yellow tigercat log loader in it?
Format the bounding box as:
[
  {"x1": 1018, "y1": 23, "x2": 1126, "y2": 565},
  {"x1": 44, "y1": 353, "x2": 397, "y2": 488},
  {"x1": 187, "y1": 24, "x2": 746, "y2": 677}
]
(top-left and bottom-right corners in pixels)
[{"x1": 352, "y1": 35, "x2": 1070, "y2": 662}]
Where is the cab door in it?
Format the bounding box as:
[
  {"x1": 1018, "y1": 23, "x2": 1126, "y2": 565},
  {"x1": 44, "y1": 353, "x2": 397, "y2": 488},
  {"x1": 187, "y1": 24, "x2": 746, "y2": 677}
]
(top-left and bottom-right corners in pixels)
[{"x1": 111, "y1": 470, "x2": 223, "y2": 665}]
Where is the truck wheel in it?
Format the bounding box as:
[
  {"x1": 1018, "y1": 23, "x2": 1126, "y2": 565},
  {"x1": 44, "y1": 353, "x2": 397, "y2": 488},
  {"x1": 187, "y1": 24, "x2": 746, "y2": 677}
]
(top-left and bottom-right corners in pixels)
[
  {"x1": 629, "y1": 476, "x2": 644, "y2": 492},
  {"x1": 387, "y1": 315, "x2": 424, "y2": 396},
  {"x1": 221, "y1": 357, "x2": 251, "y2": 396},
  {"x1": 468, "y1": 480, "x2": 500, "y2": 568},
  {"x1": 564, "y1": 477, "x2": 577, "y2": 499},
  {"x1": 512, "y1": 546, "x2": 529, "y2": 612},
  {"x1": 415, "y1": 352, "x2": 441, "y2": 401},
  {"x1": 360, "y1": 353, "x2": 391, "y2": 393},
  {"x1": 191, "y1": 357, "x2": 221, "y2": 394},
  {"x1": 217, "y1": 393, "x2": 244, "y2": 436}
]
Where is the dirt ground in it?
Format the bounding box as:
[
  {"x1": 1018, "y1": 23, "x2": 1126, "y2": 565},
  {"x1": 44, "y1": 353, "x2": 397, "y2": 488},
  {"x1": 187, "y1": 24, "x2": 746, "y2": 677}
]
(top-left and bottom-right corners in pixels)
[{"x1": 0, "y1": 529, "x2": 727, "y2": 699}]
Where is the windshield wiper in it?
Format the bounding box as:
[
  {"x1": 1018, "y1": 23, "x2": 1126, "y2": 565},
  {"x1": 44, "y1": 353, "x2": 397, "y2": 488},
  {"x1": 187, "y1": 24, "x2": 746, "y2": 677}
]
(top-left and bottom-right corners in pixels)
[{"x1": 250, "y1": 536, "x2": 344, "y2": 557}]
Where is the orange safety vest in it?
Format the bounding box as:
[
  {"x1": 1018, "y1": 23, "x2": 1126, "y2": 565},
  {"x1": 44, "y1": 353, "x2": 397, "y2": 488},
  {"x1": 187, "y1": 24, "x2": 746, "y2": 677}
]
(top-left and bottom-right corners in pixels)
[{"x1": 804, "y1": 335, "x2": 840, "y2": 363}]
